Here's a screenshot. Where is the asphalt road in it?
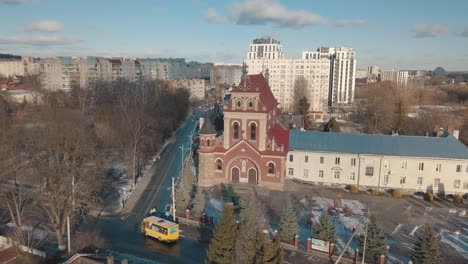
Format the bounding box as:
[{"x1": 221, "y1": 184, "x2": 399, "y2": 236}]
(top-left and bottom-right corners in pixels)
[{"x1": 91, "y1": 109, "x2": 210, "y2": 264}]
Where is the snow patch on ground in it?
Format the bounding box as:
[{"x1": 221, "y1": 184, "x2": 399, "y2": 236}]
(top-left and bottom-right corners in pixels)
[
  {"x1": 4, "y1": 223, "x2": 50, "y2": 241},
  {"x1": 441, "y1": 229, "x2": 468, "y2": 260}
]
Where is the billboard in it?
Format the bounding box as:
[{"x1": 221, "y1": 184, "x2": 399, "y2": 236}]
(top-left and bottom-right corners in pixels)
[{"x1": 311, "y1": 238, "x2": 329, "y2": 253}]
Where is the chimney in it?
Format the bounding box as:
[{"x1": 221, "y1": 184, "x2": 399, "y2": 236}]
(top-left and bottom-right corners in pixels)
[
  {"x1": 453, "y1": 130, "x2": 460, "y2": 140},
  {"x1": 107, "y1": 256, "x2": 114, "y2": 264},
  {"x1": 121, "y1": 259, "x2": 128, "y2": 264}
]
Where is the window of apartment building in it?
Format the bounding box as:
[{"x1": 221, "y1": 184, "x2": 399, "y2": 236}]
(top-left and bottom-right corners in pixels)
[
  {"x1": 365, "y1": 166, "x2": 374, "y2": 176},
  {"x1": 384, "y1": 160, "x2": 390, "y2": 168},
  {"x1": 351, "y1": 158, "x2": 356, "y2": 167},
  {"x1": 466, "y1": 166, "x2": 468, "y2": 173},
  {"x1": 335, "y1": 157, "x2": 340, "y2": 165},
  {"x1": 454, "y1": 180, "x2": 461, "y2": 189},
  {"x1": 400, "y1": 176, "x2": 406, "y2": 184},
  {"x1": 436, "y1": 163, "x2": 442, "y2": 172},
  {"x1": 334, "y1": 171, "x2": 340, "y2": 179},
  {"x1": 319, "y1": 170, "x2": 324, "y2": 178},
  {"x1": 305, "y1": 155, "x2": 309, "y2": 163},
  {"x1": 320, "y1": 157, "x2": 324, "y2": 164},
  {"x1": 434, "y1": 178, "x2": 440, "y2": 187},
  {"x1": 418, "y1": 162, "x2": 424, "y2": 171},
  {"x1": 384, "y1": 175, "x2": 389, "y2": 184},
  {"x1": 456, "y1": 165, "x2": 462, "y2": 173},
  {"x1": 289, "y1": 155, "x2": 294, "y2": 162},
  {"x1": 401, "y1": 161, "x2": 407, "y2": 170},
  {"x1": 304, "y1": 169, "x2": 309, "y2": 178},
  {"x1": 288, "y1": 168, "x2": 294, "y2": 176},
  {"x1": 464, "y1": 182, "x2": 468, "y2": 189},
  {"x1": 417, "y1": 177, "x2": 423, "y2": 185},
  {"x1": 350, "y1": 173, "x2": 355, "y2": 181}
]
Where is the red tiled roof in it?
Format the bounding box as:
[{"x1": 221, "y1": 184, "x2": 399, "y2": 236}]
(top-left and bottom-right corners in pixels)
[
  {"x1": 230, "y1": 74, "x2": 278, "y2": 112},
  {"x1": 269, "y1": 123, "x2": 290, "y2": 150}
]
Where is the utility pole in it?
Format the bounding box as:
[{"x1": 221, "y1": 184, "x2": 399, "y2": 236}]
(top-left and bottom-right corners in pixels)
[
  {"x1": 181, "y1": 145, "x2": 184, "y2": 173},
  {"x1": 68, "y1": 175, "x2": 75, "y2": 253},
  {"x1": 335, "y1": 228, "x2": 357, "y2": 264},
  {"x1": 67, "y1": 216, "x2": 71, "y2": 253},
  {"x1": 362, "y1": 208, "x2": 370, "y2": 264},
  {"x1": 172, "y1": 177, "x2": 176, "y2": 222}
]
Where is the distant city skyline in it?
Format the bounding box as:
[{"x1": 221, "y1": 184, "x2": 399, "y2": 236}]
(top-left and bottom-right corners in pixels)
[{"x1": 0, "y1": 0, "x2": 467, "y2": 70}]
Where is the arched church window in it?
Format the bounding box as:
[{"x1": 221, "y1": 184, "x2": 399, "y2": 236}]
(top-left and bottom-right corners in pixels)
[
  {"x1": 233, "y1": 122, "x2": 240, "y2": 139},
  {"x1": 216, "y1": 159, "x2": 222, "y2": 170},
  {"x1": 250, "y1": 123, "x2": 257, "y2": 140},
  {"x1": 268, "y1": 163, "x2": 275, "y2": 174}
]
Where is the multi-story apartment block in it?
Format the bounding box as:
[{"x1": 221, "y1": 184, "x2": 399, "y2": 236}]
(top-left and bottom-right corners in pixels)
[
  {"x1": 186, "y1": 61, "x2": 213, "y2": 81},
  {"x1": 168, "y1": 79, "x2": 206, "y2": 100},
  {"x1": 0, "y1": 59, "x2": 24, "y2": 77},
  {"x1": 320, "y1": 47, "x2": 356, "y2": 107},
  {"x1": 212, "y1": 65, "x2": 242, "y2": 86},
  {"x1": 380, "y1": 69, "x2": 409, "y2": 86},
  {"x1": 96, "y1": 58, "x2": 112, "y2": 82},
  {"x1": 244, "y1": 37, "x2": 356, "y2": 113},
  {"x1": 139, "y1": 59, "x2": 169, "y2": 80}
]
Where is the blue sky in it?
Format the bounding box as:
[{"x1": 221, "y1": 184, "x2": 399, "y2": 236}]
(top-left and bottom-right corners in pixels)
[{"x1": 0, "y1": 0, "x2": 467, "y2": 70}]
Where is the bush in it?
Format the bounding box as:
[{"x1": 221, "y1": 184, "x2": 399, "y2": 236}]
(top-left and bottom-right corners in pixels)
[
  {"x1": 454, "y1": 194, "x2": 463, "y2": 203},
  {"x1": 371, "y1": 189, "x2": 380, "y2": 196},
  {"x1": 392, "y1": 189, "x2": 402, "y2": 198},
  {"x1": 350, "y1": 185, "x2": 359, "y2": 194},
  {"x1": 424, "y1": 192, "x2": 434, "y2": 201}
]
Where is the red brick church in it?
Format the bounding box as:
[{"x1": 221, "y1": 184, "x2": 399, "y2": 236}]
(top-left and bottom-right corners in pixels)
[{"x1": 198, "y1": 74, "x2": 289, "y2": 190}]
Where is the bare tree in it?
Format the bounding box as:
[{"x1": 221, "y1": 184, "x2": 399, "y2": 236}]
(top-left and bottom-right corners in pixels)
[
  {"x1": 24, "y1": 108, "x2": 105, "y2": 250},
  {"x1": 291, "y1": 76, "x2": 309, "y2": 114}
]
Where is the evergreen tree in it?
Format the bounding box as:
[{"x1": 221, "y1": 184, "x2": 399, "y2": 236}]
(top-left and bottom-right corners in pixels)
[
  {"x1": 206, "y1": 203, "x2": 236, "y2": 264},
  {"x1": 391, "y1": 98, "x2": 407, "y2": 134},
  {"x1": 360, "y1": 215, "x2": 388, "y2": 262},
  {"x1": 410, "y1": 225, "x2": 443, "y2": 264},
  {"x1": 226, "y1": 184, "x2": 235, "y2": 204},
  {"x1": 313, "y1": 213, "x2": 337, "y2": 243},
  {"x1": 279, "y1": 197, "x2": 299, "y2": 244},
  {"x1": 324, "y1": 117, "x2": 341, "y2": 132},
  {"x1": 192, "y1": 188, "x2": 206, "y2": 220},
  {"x1": 175, "y1": 177, "x2": 190, "y2": 212},
  {"x1": 234, "y1": 193, "x2": 257, "y2": 264},
  {"x1": 263, "y1": 236, "x2": 284, "y2": 264}
]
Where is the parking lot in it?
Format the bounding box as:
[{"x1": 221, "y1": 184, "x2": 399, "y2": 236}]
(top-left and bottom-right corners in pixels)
[{"x1": 281, "y1": 179, "x2": 468, "y2": 263}]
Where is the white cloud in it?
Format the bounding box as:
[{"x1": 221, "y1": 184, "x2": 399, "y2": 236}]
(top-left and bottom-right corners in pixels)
[
  {"x1": 229, "y1": 0, "x2": 324, "y2": 29},
  {"x1": 204, "y1": 8, "x2": 227, "y2": 24},
  {"x1": 0, "y1": 0, "x2": 37, "y2": 5},
  {"x1": 411, "y1": 24, "x2": 445, "y2": 38},
  {"x1": 0, "y1": 35, "x2": 81, "y2": 46},
  {"x1": 461, "y1": 27, "x2": 468, "y2": 37},
  {"x1": 25, "y1": 20, "x2": 64, "y2": 32},
  {"x1": 334, "y1": 19, "x2": 367, "y2": 27}
]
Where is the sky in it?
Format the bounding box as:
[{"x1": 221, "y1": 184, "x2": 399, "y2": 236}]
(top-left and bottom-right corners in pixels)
[{"x1": 0, "y1": 0, "x2": 467, "y2": 71}]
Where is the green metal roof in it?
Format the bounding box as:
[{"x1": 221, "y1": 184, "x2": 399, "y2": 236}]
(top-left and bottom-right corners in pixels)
[{"x1": 289, "y1": 130, "x2": 468, "y2": 160}]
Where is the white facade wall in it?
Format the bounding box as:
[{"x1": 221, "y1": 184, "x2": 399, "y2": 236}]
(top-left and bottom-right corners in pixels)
[
  {"x1": 213, "y1": 65, "x2": 242, "y2": 86},
  {"x1": 0, "y1": 60, "x2": 24, "y2": 77},
  {"x1": 171, "y1": 79, "x2": 206, "y2": 100},
  {"x1": 244, "y1": 39, "x2": 356, "y2": 113},
  {"x1": 286, "y1": 150, "x2": 468, "y2": 195},
  {"x1": 245, "y1": 57, "x2": 330, "y2": 112},
  {"x1": 380, "y1": 69, "x2": 409, "y2": 86}
]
